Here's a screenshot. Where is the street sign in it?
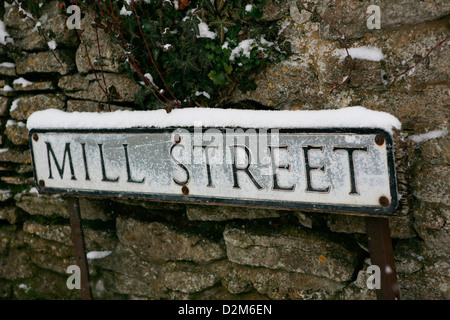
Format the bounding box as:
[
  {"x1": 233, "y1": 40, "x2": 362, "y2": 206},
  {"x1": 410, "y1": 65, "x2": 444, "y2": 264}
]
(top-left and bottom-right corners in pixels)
[{"x1": 29, "y1": 127, "x2": 398, "y2": 215}]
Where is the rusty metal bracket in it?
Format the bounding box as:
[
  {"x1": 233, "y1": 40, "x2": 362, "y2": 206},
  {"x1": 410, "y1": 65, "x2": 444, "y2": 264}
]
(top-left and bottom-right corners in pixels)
[
  {"x1": 366, "y1": 217, "x2": 400, "y2": 300},
  {"x1": 67, "y1": 197, "x2": 92, "y2": 300}
]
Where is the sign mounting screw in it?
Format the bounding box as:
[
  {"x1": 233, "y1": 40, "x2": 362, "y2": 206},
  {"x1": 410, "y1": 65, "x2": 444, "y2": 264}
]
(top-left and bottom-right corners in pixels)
[
  {"x1": 174, "y1": 134, "x2": 181, "y2": 144},
  {"x1": 375, "y1": 135, "x2": 385, "y2": 146},
  {"x1": 379, "y1": 196, "x2": 389, "y2": 207},
  {"x1": 182, "y1": 186, "x2": 189, "y2": 195},
  {"x1": 33, "y1": 133, "x2": 39, "y2": 142},
  {"x1": 38, "y1": 180, "x2": 45, "y2": 187}
]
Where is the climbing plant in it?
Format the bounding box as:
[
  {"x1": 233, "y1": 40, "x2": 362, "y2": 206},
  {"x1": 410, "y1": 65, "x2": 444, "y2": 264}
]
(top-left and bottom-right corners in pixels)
[{"x1": 72, "y1": 0, "x2": 292, "y2": 109}]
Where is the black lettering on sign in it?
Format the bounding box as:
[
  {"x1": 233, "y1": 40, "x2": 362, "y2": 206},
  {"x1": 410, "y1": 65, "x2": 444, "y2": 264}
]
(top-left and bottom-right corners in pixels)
[
  {"x1": 80, "y1": 143, "x2": 90, "y2": 181},
  {"x1": 98, "y1": 144, "x2": 119, "y2": 182},
  {"x1": 302, "y1": 145, "x2": 330, "y2": 193},
  {"x1": 193, "y1": 144, "x2": 218, "y2": 188},
  {"x1": 123, "y1": 144, "x2": 145, "y2": 184},
  {"x1": 230, "y1": 145, "x2": 264, "y2": 190},
  {"x1": 333, "y1": 146, "x2": 368, "y2": 195},
  {"x1": 268, "y1": 145, "x2": 295, "y2": 191},
  {"x1": 170, "y1": 144, "x2": 190, "y2": 186},
  {"x1": 46, "y1": 142, "x2": 76, "y2": 180}
]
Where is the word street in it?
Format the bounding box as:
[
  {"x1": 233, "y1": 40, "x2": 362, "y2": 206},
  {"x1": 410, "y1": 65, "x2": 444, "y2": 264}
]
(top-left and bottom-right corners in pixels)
[{"x1": 30, "y1": 128, "x2": 397, "y2": 214}]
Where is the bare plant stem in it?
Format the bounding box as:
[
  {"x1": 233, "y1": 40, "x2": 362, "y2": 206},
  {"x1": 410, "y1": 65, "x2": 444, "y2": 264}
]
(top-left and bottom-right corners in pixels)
[
  {"x1": 72, "y1": 0, "x2": 110, "y2": 104},
  {"x1": 130, "y1": 0, "x2": 181, "y2": 107},
  {"x1": 390, "y1": 33, "x2": 450, "y2": 84},
  {"x1": 93, "y1": 0, "x2": 111, "y2": 111},
  {"x1": 95, "y1": 1, "x2": 169, "y2": 105}
]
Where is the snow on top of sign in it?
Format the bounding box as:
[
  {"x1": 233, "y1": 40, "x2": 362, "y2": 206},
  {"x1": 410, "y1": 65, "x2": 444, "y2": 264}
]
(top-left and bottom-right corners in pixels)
[{"x1": 27, "y1": 106, "x2": 401, "y2": 134}]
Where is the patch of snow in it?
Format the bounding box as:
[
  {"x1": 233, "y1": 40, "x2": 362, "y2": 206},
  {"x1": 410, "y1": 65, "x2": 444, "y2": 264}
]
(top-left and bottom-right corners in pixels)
[
  {"x1": 245, "y1": 4, "x2": 254, "y2": 12},
  {"x1": 144, "y1": 73, "x2": 158, "y2": 88},
  {"x1": 47, "y1": 40, "x2": 57, "y2": 50},
  {"x1": 13, "y1": 77, "x2": 33, "y2": 88},
  {"x1": 0, "y1": 62, "x2": 15, "y2": 68},
  {"x1": 10, "y1": 98, "x2": 20, "y2": 112},
  {"x1": 0, "y1": 20, "x2": 14, "y2": 45},
  {"x1": 28, "y1": 187, "x2": 39, "y2": 194},
  {"x1": 409, "y1": 129, "x2": 447, "y2": 143},
  {"x1": 120, "y1": 5, "x2": 133, "y2": 16},
  {"x1": 27, "y1": 106, "x2": 402, "y2": 135},
  {"x1": 6, "y1": 119, "x2": 26, "y2": 127},
  {"x1": 87, "y1": 251, "x2": 112, "y2": 260},
  {"x1": 334, "y1": 46, "x2": 384, "y2": 63},
  {"x1": 229, "y1": 39, "x2": 255, "y2": 61},
  {"x1": 197, "y1": 21, "x2": 217, "y2": 39},
  {"x1": 0, "y1": 85, "x2": 13, "y2": 92},
  {"x1": 18, "y1": 284, "x2": 30, "y2": 292},
  {"x1": 195, "y1": 91, "x2": 211, "y2": 99}
]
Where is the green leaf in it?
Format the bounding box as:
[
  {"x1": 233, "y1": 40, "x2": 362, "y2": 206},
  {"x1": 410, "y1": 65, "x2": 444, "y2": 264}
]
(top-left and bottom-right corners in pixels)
[
  {"x1": 223, "y1": 63, "x2": 233, "y2": 74},
  {"x1": 210, "y1": 16, "x2": 236, "y2": 43},
  {"x1": 208, "y1": 70, "x2": 228, "y2": 85}
]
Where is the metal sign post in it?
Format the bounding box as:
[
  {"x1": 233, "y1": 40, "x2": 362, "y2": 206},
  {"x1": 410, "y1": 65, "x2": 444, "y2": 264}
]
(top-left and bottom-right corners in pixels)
[
  {"x1": 29, "y1": 127, "x2": 401, "y2": 300},
  {"x1": 66, "y1": 197, "x2": 92, "y2": 300},
  {"x1": 366, "y1": 217, "x2": 400, "y2": 300}
]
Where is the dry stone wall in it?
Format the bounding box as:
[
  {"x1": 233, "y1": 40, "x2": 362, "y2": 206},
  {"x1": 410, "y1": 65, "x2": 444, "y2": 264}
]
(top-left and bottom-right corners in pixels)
[{"x1": 0, "y1": 1, "x2": 448, "y2": 300}]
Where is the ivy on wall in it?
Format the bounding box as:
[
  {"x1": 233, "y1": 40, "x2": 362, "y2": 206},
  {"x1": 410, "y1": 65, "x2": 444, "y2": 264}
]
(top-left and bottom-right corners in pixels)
[
  {"x1": 102, "y1": 0, "x2": 291, "y2": 109},
  {"x1": 16, "y1": 0, "x2": 289, "y2": 110}
]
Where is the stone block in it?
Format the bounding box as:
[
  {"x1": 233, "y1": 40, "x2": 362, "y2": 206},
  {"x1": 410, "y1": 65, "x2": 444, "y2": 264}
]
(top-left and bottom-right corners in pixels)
[
  {"x1": 29, "y1": 251, "x2": 75, "y2": 275},
  {"x1": 3, "y1": 4, "x2": 35, "y2": 29},
  {"x1": 398, "y1": 269, "x2": 450, "y2": 299},
  {"x1": 23, "y1": 233, "x2": 74, "y2": 258},
  {"x1": 0, "y1": 206, "x2": 25, "y2": 225},
  {"x1": 15, "y1": 191, "x2": 69, "y2": 218},
  {"x1": 75, "y1": 11, "x2": 125, "y2": 74},
  {"x1": 222, "y1": 262, "x2": 344, "y2": 299},
  {"x1": 164, "y1": 270, "x2": 220, "y2": 294},
  {"x1": 0, "y1": 96, "x2": 9, "y2": 116},
  {"x1": 223, "y1": 223, "x2": 361, "y2": 282},
  {"x1": 0, "y1": 189, "x2": 13, "y2": 202},
  {"x1": 63, "y1": 73, "x2": 141, "y2": 103},
  {"x1": 16, "y1": 51, "x2": 75, "y2": 75},
  {"x1": 326, "y1": 214, "x2": 416, "y2": 239},
  {"x1": 14, "y1": 189, "x2": 111, "y2": 221},
  {"x1": 0, "y1": 249, "x2": 33, "y2": 281},
  {"x1": 12, "y1": 78, "x2": 55, "y2": 92},
  {"x1": 0, "y1": 148, "x2": 31, "y2": 164},
  {"x1": 359, "y1": 85, "x2": 449, "y2": 133},
  {"x1": 5, "y1": 120, "x2": 28, "y2": 145},
  {"x1": 315, "y1": 0, "x2": 450, "y2": 40},
  {"x1": 411, "y1": 165, "x2": 448, "y2": 205},
  {"x1": 66, "y1": 99, "x2": 131, "y2": 113},
  {"x1": 0, "y1": 80, "x2": 15, "y2": 97},
  {"x1": 10, "y1": 94, "x2": 65, "y2": 121},
  {"x1": 4, "y1": 1, "x2": 78, "y2": 51},
  {"x1": 116, "y1": 217, "x2": 226, "y2": 263},
  {"x1": 0, "y1": 62, "x2": 17, "y2": 77},
  {"x1": 22, "y1": 220, "x2": 116, "y2": 253},
  {"x1": 412, "y1": 201, "x2": 450, "y2": 257},
  {"x1": 231, "y1": 61, "x2": 319, "y2": 109},
  {"x1": 186, "y1": 205, "x2": 281, "y2": 221}
]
